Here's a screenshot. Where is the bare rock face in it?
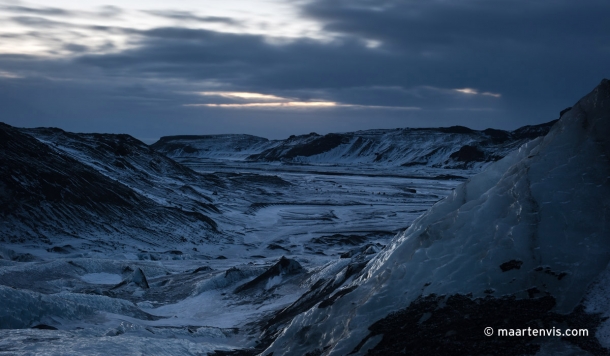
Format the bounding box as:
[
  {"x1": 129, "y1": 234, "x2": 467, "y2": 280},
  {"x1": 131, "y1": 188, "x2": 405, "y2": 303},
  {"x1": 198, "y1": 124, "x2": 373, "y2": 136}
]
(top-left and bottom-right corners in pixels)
[{"x1": 263, "y1": 80, "x2": 610, "y2": 355}]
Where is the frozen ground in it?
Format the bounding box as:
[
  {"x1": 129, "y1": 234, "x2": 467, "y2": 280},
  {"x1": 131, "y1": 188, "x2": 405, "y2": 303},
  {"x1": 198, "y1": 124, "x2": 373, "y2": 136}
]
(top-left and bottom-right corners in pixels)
[{"x1": 185, "y1": 160, "x2": 466, "y2": 262}]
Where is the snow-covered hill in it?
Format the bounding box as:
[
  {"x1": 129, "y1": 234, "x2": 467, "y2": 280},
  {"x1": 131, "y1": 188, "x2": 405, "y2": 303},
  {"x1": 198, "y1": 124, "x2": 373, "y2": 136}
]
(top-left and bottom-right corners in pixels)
[
  {"x1": 263, "y1": 80, "x2": 610, "y2": 355},
  {"x1": 152, "y1": 121, "x2": 556, "y2": 170},
  {"x1": 0, "y1": 123, "x2": 221, "y2": 254}
]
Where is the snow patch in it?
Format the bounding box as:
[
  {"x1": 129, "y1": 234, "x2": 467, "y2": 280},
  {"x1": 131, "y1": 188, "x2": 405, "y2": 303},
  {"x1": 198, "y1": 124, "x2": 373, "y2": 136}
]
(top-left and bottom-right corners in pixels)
[
  {"x1": 81, "y1": 273, "x2": 123, "y2": 285},
  {"x1": 265, "y1": 275, "x2": 282, "y2": 290}
]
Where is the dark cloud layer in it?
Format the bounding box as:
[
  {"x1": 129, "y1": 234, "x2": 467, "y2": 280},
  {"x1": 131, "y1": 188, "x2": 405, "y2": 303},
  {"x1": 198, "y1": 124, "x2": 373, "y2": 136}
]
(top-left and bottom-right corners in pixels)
[
  {"x1": 2, "y1": 4, "x2": 122, "y2": 18},
  {"x1": 2, "y1": 5, "x2": 72, "y2": 16},
  {"x1": 1, "y1": 0, "x2": 609, "y2": 140}
]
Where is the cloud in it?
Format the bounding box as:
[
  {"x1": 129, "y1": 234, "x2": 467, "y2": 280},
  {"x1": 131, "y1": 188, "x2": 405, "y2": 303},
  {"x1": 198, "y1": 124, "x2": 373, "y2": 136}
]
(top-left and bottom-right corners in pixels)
[
  {"x1": 1, "y1": 5, "x2": 73, "y2": 16},
  {"x1": 187, "y1": 101, "x2": 338, "y2": 108},
  {"x1": 144, "y1": 10, "x2": 238, "y2": 25},
  {"x1": 454, "y1": 88, "x2": 501, "y2": 98},
  {"x1": 1, "y1": 4, "x2": 122, "y2": 18},
  {"x1": 0, "y1": 70, "x2": 22, "y2": 78},
  {"x1": 302, "y1": 0, "x2": 610, "y2": 48},
  {"x1": 199, "y1": 91, "x2": 285, "y2": 100},
  {"x1": 189, "y1": 90, "x2": 421, "y2": 110},
  {"x1": 0, "y1": 0, "x2": 608, "y2": 139},
  {"x1": 6, "y1": 14, "x2": 125, "y2": 33},
  {"x1": 9, "y1": 15, "x2": 67, "y2": 28},
  {"x1": 300, "y1": 0, "x2": 610, "y2": 91}
]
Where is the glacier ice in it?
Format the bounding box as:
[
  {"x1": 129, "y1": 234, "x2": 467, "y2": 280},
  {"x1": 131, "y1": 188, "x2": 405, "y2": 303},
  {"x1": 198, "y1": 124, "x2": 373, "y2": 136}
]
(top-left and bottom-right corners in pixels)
[{"x1": 264, "y1": 80, "x2": 610, "y2": 355}]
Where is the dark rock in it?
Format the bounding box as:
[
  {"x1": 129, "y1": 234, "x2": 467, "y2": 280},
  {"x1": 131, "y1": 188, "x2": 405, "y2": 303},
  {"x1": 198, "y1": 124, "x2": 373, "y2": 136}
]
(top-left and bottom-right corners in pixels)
[
  {"x1": 534, "y1": 266, "x2": 569, "y2": 280},
  {"x1": 266, "y1": 244, "x2": 289, "y2": 252},
  {"x1": 31, "y1": 324, "x2": 58, "y2": 330},
  {"x1": 483, "y1": 128, "x2": 511, "y2": 143},
  {"x1": 352, "y1": 293, "x2": 607, "y2": 356},
  {"x1": 46, "y1": 246, "x2": 72, "y2": 254},
  {"x1": 500, "y1": 260, "x2": 523, "y2": 272},
  {"x1": 511, "y1": 120, "x2": 558, "y2": 140},
  {"x1": 192, "y1": 266, "x2": 213, "y2": 274},
  {"x1": 437, "y1": 126, "x2": 475, "y2": 134},
  {"x1": 225, "y1": 267, "x2": 243, "y2": 278},
  {"x1": 527, "y1": 287, "x2": 541, "y2": 298},
  {"x1": 450, "y1": 145, "x2": 486, "y2": 162}
]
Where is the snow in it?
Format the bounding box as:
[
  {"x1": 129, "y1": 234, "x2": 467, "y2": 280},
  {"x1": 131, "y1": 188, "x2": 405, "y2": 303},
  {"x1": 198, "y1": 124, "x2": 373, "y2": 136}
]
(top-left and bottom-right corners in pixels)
[
  {"x1": 584, "y1": 262, "x2": 610, "y2": 348},
  {"x1": 265, "y1": 275, "x2": 283, "y2": 290},
  {"x1": 0, "y1": 328, "x2": 233, "y2": 356},
  {"x1": 81, "y1": 273, "x2": 123, "y2": 285}
]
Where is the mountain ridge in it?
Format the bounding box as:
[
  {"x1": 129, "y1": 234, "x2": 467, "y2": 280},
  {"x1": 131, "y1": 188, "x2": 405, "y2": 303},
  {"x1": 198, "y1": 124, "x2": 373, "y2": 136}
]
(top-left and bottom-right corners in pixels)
[{"x1": 152, "y1": 120, "x2": 557, "y2": 170}]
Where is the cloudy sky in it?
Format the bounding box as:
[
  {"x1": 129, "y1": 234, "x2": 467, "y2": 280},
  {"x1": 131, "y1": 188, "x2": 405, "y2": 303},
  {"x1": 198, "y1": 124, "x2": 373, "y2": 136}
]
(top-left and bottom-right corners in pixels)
[{"x1": 1, "y1": 0, "x2": 608, "y2": 141}]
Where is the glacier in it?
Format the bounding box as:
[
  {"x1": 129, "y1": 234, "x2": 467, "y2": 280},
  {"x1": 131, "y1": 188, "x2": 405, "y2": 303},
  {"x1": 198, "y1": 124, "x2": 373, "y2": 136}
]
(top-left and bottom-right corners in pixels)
[{"x1": 263, "y1": 80, "x2": 610, "y2": 355}]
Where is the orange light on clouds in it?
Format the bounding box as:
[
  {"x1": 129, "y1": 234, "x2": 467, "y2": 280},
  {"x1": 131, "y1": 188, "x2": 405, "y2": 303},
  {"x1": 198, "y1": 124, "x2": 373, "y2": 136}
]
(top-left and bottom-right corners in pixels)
[
  {"x1": 454, "y1": 88, "x2": 478, "y2": 95},
  {"x1": 187, "y1": 91, "x2": 421, "y2": 109},
  {"x1": 191, "y1": 91, "x2": 337, "y2": 108},
  {"x1": 454, "y1": 88, "x2": 501, "y2": 98},
  {"x1": 186, "y1": 101, "x2": 338, "y2": 108},
  {"x1": 199, "y1": 92, "x2": 286, "y2": 100},
  {"x1": 184, "y1": 102, "x2": 422, "y2": 110}
]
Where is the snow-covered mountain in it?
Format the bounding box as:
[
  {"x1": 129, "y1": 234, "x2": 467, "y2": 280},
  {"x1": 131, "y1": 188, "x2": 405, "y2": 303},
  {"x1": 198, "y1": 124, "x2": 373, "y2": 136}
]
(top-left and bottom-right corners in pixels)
[
  {"x1": 262, "y1": 80, "x2": 610, "y2": 355},
  {"x1": 152, "y1": 134, "x2": 275, "y2": 161},
  {"x1": 152, "y1": 121, "x2": 556, "y2": 170},
  {"x1": 0, "y1": 124, "x2": 223, "y2": 254}
]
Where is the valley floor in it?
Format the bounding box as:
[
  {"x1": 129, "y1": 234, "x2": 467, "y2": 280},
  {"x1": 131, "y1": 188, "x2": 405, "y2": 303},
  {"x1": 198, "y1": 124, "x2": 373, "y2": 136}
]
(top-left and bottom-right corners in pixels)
[{"x1": 0, "y1": 160, "x2": 470, "y2": 355}]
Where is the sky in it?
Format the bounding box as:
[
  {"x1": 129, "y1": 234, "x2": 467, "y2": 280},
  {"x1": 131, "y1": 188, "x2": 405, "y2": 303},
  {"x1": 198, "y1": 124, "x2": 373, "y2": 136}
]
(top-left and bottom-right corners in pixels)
[{"x1": 0, "y1": 0, "x2": 609, "y2": 142}]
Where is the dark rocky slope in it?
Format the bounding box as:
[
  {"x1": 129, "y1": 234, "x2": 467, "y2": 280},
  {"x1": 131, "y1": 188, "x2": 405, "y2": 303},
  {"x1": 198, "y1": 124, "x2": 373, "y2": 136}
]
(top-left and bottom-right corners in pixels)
[{"x1": 0, "y1": 123, "x2": 219, "y2": 251}]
